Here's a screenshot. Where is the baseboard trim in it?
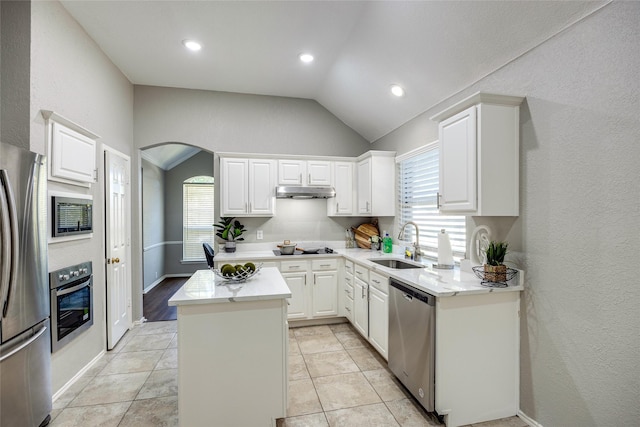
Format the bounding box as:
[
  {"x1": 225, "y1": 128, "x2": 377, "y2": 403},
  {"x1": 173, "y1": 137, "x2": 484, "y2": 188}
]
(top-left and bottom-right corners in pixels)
[
  {"x1": 52, "y1": 350, "x2": 106, "y2": 401},
  {"x1": 143, "y1": 273, "x2": 191, "y2": 294},
  {"x1": 518, "y1": 410, "x2": 543, "y2": 427}
]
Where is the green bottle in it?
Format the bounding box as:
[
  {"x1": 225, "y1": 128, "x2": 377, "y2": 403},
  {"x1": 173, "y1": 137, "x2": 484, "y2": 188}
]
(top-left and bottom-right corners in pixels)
[{"x1": 383, "y1": 232, "x2": 393, "y2": 253}]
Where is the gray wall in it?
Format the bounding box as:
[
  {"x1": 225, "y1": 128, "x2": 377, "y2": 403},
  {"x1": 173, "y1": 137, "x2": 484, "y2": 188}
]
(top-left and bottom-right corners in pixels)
[
  {"x1": 142, "y1": 159, "x2": 165, "y2": 290},
  {"x1": 163, "y1": 150, "x2": 213, "y2": 274},
  {"x1": 373, "y1": 3, "x2": 640, "y2": 425},
  {"x1": 1, "y1": 0, "x2": 31, "y2": 149},
  {"x1": 29, "y1": 1, "x2": 134, "y2": 393}
]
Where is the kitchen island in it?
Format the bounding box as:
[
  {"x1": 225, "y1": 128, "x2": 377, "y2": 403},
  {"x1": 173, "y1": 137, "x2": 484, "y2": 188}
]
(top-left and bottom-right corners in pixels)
[{"x1": 168, "y1": 267, "x2": 291, "y2": 427}]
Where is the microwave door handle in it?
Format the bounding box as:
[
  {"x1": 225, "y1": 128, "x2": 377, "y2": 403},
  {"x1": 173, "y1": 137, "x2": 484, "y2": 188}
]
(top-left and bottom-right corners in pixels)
[
  {"x1": 0, "y1": 170, "x2": 19, "y2": 318},
  {"x1": 56, "y1": 280, "x2": 92, "y2": 297}
]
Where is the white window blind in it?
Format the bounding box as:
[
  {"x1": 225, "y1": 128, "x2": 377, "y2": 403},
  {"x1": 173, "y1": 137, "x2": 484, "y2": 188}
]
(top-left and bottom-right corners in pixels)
[
  {"x1": 183, "y1": 176, "x2": 215, "y2": 261},
  {"x1": 397, "y1": 143, "x2": 466, "y2": 260}
]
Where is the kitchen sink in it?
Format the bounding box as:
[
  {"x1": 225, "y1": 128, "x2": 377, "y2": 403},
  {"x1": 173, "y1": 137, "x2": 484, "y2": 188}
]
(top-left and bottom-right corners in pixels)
[{"x1": 368, "y1": 258, "x2": 424, "y2": 269}]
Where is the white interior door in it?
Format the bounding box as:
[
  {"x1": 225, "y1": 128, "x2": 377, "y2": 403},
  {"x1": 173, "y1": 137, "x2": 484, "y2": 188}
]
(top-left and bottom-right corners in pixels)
[{"x1": 105, "y1": 148, "x2": 131, "y2": 350}]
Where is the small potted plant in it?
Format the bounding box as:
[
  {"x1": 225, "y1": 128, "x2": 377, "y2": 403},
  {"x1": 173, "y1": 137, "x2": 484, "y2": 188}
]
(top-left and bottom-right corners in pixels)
[
  {"x1": 484, "y1": 241, "x2": 508, "y2": 282},
  {"x1": 214, "y1": 217, "x2": 246, "y2": 253}
]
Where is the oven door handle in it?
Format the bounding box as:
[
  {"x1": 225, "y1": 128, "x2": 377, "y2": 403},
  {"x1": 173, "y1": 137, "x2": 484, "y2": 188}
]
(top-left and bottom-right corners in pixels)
[{"x1": 56, "y1": 280, "x2": 92, "y2": 297}]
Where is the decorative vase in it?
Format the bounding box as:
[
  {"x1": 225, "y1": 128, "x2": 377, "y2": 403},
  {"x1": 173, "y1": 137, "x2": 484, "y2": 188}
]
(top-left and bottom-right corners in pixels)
[
  {"x1": 225, "y1": 241, "x2": 236, "y2": 253},
  {"x1": 484, "y1": 264, "x2": 507, "y2": 282}
]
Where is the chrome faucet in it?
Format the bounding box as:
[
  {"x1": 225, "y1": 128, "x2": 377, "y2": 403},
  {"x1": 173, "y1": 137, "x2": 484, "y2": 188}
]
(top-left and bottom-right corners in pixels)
[{"x1": 398, "y1": 221, "x2": 422, "y2": 261}]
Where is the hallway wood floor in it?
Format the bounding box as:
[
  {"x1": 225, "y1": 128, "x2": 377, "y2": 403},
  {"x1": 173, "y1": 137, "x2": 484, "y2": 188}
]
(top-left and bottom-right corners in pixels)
[{"x1": 143, "y1": 277, "x2": 188, "y2": 322}]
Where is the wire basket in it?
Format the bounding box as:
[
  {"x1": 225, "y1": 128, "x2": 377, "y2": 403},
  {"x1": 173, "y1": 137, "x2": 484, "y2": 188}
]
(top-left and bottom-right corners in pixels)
[
  {"x1": 472, "y1": 266, "x2": 518, "y2": 288},
  {"x1": 212, "y1": 263, "x2": 263, "y2": 283}
]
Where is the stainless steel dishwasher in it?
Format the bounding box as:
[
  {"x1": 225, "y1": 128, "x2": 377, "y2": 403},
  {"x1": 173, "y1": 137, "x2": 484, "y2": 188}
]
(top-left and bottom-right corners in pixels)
[{"x1": 388, "y1": 278, "x2": 436, "y2": 412}]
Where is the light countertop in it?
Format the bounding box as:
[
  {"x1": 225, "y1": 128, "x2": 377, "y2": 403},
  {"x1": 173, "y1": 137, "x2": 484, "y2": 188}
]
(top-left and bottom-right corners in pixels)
[
  {"x1": 168, "y1": 267, "x2": 291, "y2": 306},
  {"x1": 213, "y1": 246, "x2": 524, "y2": 297}
]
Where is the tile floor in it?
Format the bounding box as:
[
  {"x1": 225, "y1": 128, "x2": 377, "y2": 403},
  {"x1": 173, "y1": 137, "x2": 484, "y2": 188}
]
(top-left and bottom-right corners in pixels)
[{"x1": 50, "y1": 320, "x2": 528, "y2": 427}]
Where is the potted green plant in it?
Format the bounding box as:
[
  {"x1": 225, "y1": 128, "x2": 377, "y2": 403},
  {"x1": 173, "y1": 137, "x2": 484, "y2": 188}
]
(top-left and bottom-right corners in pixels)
[
  {"x1": 214, "y1": 217, "x2": 246, "y2": 253},
  {"x1": 484, "y1": 240, "x2": 508, "y2": 282}
]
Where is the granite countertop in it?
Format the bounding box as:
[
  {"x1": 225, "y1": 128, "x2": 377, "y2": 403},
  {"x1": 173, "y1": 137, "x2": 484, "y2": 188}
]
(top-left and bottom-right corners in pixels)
[
  {"x1": 168, "y1": 267, "x2": 292, "y2": 306},
  {"x1": 212, "y1": 245, "x2": 524, "y2": 298}
]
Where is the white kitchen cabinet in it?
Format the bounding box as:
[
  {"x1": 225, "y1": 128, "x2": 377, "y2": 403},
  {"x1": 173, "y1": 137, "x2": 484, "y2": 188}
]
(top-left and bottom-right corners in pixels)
[
  {"x1": 356, "y1": 151, "x2": 395, "y2": 216},
  {"x1": 431, "y1": 92, "x2": 524, "y2": 216},
  {"x1": 220, "y1": 157, "x2": 276, "y2": 216},
  {"x1": 278, "y1": 159, "x2": 331, "y2": 186},
  {"x1": 280, "y1": 258, "x2": 338, "y2": 321},
  {"x1": 367, "y1": 271, "x2": 389, "y2": 359},
  {"x1": 341, "y1": 260, "x2": 355, "y2": 321},
  {"x1": 42, "y1": 111, "x2": 99, "y2": 187},
  {"x1": 327, "y1": 161, "x2": 354, "y2": 216},
  {"x1": 352, "y1": 263, "x2": 369, "y2": 337}
]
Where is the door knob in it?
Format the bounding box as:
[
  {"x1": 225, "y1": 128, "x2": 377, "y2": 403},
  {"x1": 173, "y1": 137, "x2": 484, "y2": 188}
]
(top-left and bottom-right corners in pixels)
[{"x1": 111, "y1": 257, "x2": 120, "y2": 264}]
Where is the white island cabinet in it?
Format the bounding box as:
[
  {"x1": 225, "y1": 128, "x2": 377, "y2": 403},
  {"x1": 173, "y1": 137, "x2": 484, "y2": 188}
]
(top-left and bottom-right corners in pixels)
[{"x1": 168, "y1": 268, "x2": 291, "y2": 427}]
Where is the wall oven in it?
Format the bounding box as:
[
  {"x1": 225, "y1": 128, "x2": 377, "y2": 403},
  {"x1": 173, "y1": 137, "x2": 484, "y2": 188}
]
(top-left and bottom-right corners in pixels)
[{"x1": 49, "y1": 262, "x2": 93, "y2": 352}]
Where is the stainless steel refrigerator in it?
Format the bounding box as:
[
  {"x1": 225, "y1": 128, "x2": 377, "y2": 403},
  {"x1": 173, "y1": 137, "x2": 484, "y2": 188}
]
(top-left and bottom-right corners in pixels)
[{"x1": 0, "y1": 141, "x2": 52, "y2": 427}]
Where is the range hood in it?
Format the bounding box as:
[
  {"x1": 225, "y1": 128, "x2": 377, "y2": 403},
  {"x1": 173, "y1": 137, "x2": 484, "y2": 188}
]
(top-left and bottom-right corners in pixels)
[{"x1": 276, "y1": 186, "x2": 336, "y2": 199}]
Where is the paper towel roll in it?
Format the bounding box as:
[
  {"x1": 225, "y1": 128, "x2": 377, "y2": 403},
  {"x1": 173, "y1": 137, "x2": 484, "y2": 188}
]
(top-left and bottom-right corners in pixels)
[{"x1": 437, "y1": 229, "x2": 454, "y2": 266}]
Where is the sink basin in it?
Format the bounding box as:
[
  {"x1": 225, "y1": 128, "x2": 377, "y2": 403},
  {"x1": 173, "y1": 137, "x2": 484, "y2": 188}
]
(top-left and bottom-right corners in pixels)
[{"x1": 369, "y1": 258, "x2": 424, "y2": 269}]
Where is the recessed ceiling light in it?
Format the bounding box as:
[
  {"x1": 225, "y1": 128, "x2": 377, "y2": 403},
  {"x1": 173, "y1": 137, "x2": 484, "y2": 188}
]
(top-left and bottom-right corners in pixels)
[
  {"x1": 299, "y1": 53, "x2": 314, "y2": 63},
  {"x1": 390, "y1": 84, "x2": 405, "y2": 97},
  {"x1": 182, "y1": 39, "x2": 202, "y2": 52}
]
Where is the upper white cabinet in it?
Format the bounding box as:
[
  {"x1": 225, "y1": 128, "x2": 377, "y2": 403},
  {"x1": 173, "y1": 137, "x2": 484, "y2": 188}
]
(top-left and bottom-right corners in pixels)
[
  {"x1": 356, "y1": 151, "x2": 395, "y2": 216},
  {"x1": 278, "y1": 159, "x2": 331, "y2": 186},
  {"x1": 431, "y1": 92, "x2": 524, "y2": 216},
  {"x1": 42, "y1": 111, "x2": 98, "y2": 187},
  {"x1": 220, "y1": 157, "x2": 276, "y2": 217},
  {"x1": 327, "y1": 161, "x2": 354, "y2": 216}
]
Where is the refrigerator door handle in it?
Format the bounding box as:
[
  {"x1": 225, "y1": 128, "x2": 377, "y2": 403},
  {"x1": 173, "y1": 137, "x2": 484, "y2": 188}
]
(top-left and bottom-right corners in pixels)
[
  {"x1": 0, "y1": 325, "x2": 47, "y2": 363},
  {"x1": 0, "y1": 170, "x2": 19, "y2": 318}
]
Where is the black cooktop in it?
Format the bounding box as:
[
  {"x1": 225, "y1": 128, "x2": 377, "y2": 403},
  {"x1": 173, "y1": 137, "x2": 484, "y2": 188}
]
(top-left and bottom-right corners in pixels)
[{"x1": 272, "y1": 247, "x2": 335, "y2": 256}]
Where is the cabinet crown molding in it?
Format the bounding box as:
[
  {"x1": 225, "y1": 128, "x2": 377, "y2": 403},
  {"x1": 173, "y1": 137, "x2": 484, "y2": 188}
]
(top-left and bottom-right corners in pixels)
[
  {"x1": 40, "y1": 110, "x2": 100, "y2": 140},
  {"x1": 429, "y1": 92, "x2": 525, "y2": 122}
]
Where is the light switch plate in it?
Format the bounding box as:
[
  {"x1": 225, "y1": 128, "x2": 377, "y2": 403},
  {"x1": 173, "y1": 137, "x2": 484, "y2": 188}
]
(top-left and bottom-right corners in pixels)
[{"x1": 257, "y1": 230, "x2": 263, "y2": 240}]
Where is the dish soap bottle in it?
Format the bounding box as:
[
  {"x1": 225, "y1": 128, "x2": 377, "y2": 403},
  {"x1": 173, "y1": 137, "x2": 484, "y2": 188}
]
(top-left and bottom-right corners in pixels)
[{"x1": 383, "y1": 232, "x2": 393, "y2": 254}]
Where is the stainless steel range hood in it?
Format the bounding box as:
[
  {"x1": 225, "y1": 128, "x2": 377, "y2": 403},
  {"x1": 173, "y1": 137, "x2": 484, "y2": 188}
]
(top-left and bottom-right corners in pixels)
[{"x1": 276, "y1": 186, "x2": 336, "y2": 199}]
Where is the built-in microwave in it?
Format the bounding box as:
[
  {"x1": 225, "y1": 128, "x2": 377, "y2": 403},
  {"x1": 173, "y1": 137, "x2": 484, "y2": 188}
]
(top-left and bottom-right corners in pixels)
[{"x1": 52, "y1": 196, "x2": 93, "y2": 237}]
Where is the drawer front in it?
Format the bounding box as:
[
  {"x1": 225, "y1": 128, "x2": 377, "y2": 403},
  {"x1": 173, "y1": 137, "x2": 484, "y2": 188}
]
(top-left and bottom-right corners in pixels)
[
  {"x1": 280, "y1": 260, "x2": 309, "y2": 272},
  {"x1": 369, "y1": 271, "x2": 389, "y2": 294},
  {"x1": 311, "y1": 258, "x2": 338, "y2": 271},
  {"x1": 344, "y1": 295, "x2": 354, "y2": 321},
  {"x1": 354, "y1": 264, "x2": 369, "y2": 282},
  {"x1": 345, "y1": 260, "x2": 354, "y2": 275},
  {"x1": 344, "y1": 281, "x2": 354, "y2": 300},
  {"x1": 344, "y1": 274, "x2": 353, "y2": 288}
]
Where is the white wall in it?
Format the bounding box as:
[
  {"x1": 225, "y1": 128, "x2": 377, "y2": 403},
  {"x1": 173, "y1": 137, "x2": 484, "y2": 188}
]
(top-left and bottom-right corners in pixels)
[
  {"x1": 29, "y1": 1, "x2": 133, "y2": 393},
  {"x1": 373, "y1": 3, "x2": 640, "y2": 425},
  {"x1": 142, "y1": 159, "x2": 165, "y2": 291}
]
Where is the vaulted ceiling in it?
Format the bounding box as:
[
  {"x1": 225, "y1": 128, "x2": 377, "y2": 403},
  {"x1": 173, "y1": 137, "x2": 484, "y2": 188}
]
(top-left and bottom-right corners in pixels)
[{"x1": 61, "y1": 0, "x2": 605, "y2": 143}]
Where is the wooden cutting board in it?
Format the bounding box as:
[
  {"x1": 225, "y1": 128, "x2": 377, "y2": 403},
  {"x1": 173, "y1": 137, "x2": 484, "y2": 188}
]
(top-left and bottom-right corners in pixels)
[{"x1": 352, "y1": 223, "x2": 379, "y2": 249}]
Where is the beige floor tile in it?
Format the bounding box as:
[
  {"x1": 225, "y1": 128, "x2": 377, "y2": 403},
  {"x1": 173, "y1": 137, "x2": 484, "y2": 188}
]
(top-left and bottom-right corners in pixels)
[
  {"x1": 289, "y1": 328, "x2": 296, "y2": 338},
  {"x1": 297, "y1": 334, "x2": 344, "y2": 354},
  {"x1": 118, "y1": 395, "x2": 178, "y2": 427},
  {"x1": 288, "y1": 378, "x2": 323, "y2": 417},
  {"x1": 471, "y1": 416, "x2": 528, "y2": 427},
  {"x1": 136, "y1": 369, "x2": 178, "y2": 400},
  {"x1": 293, "y1": 325, "x2": 334, "y2": 337},
  {"x1": 137, "y1": 321, "x2": 178, "y2": 335},
  {"x1": 289, "y1": 337, "x2": 302, "y2": 355},
  {"x1": 120, "y1": 333, "x2": 174, "y2": 352},
  {"x1": 289, "y1": 354, "x2": 311, "y2": 380},
  {"x1": 334, "y1": 330, "x2": 368, "y2": 349},
  {"x1": 364, "y1": 369, "x2": 408, "y2": 401},
  {"x1": 67, "y1": 372, "x2": 150, "y2": 407},
  {"x1": 109, "y1": 330, "x2": 138, "y2": 353},
  {"x1": 279, "y1": 412, "x2": 330, "y2": 427},
  {"x1": 328, "y1": 323, "x2": 353, "y2": 334},
  {"x1": 385, "y1": 398, "x2": 442, "y2": 426},
  {"x1": 49, "y1": 402, "x2": 131, "y2": 427},
  {"x1": 304, "y1": 350, "x2": 360, "y2": 378},
  {"x1": 347, "y1": 347, "x2": 385, "y2": 371},
  {"x1": 168, "y1": 334, "x2": 178, "y2": 348},
  {"x1": 49, "y1": 408, "x2": 62, "y2": 423},
  {"x1": 99, "y1": 350, "x2": 164, "y2": 375},
  {"x1": 155, "y1": 348, "x2": 178, "y2": 370},
  {"x1": 52, "y1": 375, "x2": 93, "y2": 409},
  {"x1": 325, "y1": 402, "x2": 400, "y2": 426},
  {"x1": 313, "y1": 372, "x2": 381, "y2": 411}
]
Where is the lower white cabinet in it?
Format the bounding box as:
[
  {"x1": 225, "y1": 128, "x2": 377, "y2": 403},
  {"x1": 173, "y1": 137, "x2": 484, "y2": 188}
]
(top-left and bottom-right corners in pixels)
[
  {"x1": 281, "y1": 258, "x2": 338, "y2": 321},
  {"x1": 341, "y1": 261, "x2": 355, "y2": 321},
  {"x1": 367, "y1": 271, "x2": 389, "y2": 359},
  {"x1": 353, "y1": 277, "x2": 369, "y2": 337}
]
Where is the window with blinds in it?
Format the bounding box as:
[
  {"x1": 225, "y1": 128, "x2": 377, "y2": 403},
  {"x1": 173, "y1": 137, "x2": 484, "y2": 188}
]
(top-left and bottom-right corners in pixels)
[
  {"x1": 396, "y1": 142, "x2": 466, "y2": 260},
  {"x1": 183, "y1": 176, "x2": 215, "y2": 261}
]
